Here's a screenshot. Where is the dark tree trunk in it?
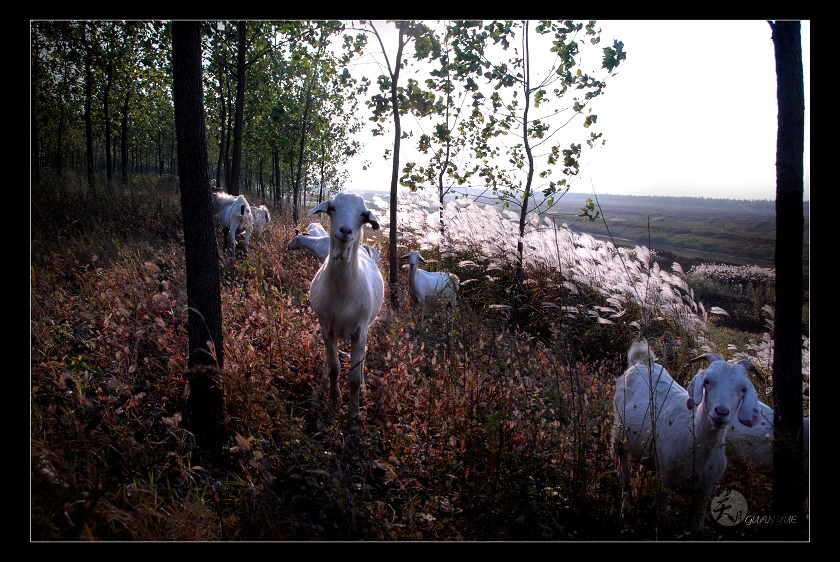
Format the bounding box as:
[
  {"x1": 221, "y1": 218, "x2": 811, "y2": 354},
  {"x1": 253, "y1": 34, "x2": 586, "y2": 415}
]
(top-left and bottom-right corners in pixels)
[
  {"x1": 81, "y1": 22, "x2": 96, "y2": 194},
  {"x1": 516, "y1": 23, "x2": 534, "y2": 290},
  {"x1": 293, "y1": 82, "x2": 314, "y2": 224},
  {"x1": 318, "y1": 138, "x2": 326, "y2": 204},
  {"x1": 273, "y1": 148, "x2": 282, "y2": 210},
  {"x1": 122, "y1": 103, "x2": 128, "y2": 182},
  {"x1": 56, "y1": 107, "x2": 65, "y2": 177},
  {"x1": 104, "y1": 68, "x2": 114, "y2": 186},
  {"x1": 512, "y1": 24, "x2": 535, "y2": 330},
  {"x1": 31, "y1": 77, "x2": 40, "y2": 186},
  {"x1": 770, "y1": 19, "x2": 807, "y2": 540},
  {"x1": 258, "y1": 157, "x2": 264, "y2": 198},
  {"x1": 171, "y1": 21, "x2": 225, "y2": 372},
  {"x1": 158, "y1": 129, "x2": 165, "y2": 176},
  {"x1": 215, "y1": 65, "x2": 226, "y2": 188},
  {"x1": 229, "y1": 21, "x2": 247, "y2": 196},
  {"x1": 184, "y1": 365, "x2": 227, "y2": 464},
  {"x1": 224, "y1": 93, "x2": 233, "y2": 188},
  {"x1": 293, "y1": 33, "x2": 326, "y2": 223},
  {"x1": 388, "y1": 22, "x2": 407, "y2": 310}
]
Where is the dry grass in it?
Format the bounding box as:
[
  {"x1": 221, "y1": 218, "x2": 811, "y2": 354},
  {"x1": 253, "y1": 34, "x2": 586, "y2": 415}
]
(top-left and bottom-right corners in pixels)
[{"x1": 30, "y1": 175, "x2": 796, "y2": 541}]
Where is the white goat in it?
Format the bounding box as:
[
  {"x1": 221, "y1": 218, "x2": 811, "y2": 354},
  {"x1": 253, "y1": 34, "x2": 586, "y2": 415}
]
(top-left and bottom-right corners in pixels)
[
  {"x1": 726, "y1": 399, "x2": 810, "y2": 473},
  {"x1": 305, "y1": 222, "x2": 328, "y2": 238},
  {"x1": 288, "y1": 230, "x2": 331, "y2": 263},
  {"x1": 612, "y1": 340, "x2": 761, "y2": 533},
  {"x1": 251, "y1": 204, "x2": 271, "y2": 236},
  {"x1": 308, "y1": 193, "x2": 384, "y2": 419},
  {"x1": 399, "y1": 250, "x2": 459, "y2": 324},
  {"x1": 212, "y1": 191, "x2": 254, "y2": 259}
]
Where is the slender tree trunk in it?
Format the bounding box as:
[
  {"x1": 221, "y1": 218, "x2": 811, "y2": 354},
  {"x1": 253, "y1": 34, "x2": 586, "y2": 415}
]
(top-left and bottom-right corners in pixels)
[
  {"x1": 388, "y1": 22, "x2": 407, "y2": 310},
  {"x1": 293, "y1": 77, "x2": 315, "y2": 223},
  {"x1": 170, "y1": 135, "x2": 176, "y2": 175},
  {"x1": 81, "y1": 22, "x2": 96, "y2": 194},
  {"x1": 56, "y1": 106, "x2": 65, "y2": 177},
  {"x1": 770, "y1": 19, "x2": 807, "y2": 540},
  {"x1": 273, "y1": 148, "x2": 282, "y2": 210},
  {"x1": 224, "y1": 93, "x2": 233, "y2": 188},
  {"x1": 171, "y1": 21, "x2": 224, "y2": 371},
  {"x1": 31, "y1": 77, "x2": 40, "y2": 186},
  {"x1": 229, "y1": 20, "x2": 248, "y2": 196},
  {"x1": 516, "y1": 22, "x2": 535, "y2": 289},
  {"x1": 293, "y1": 32, "x2": 327, "y2": 223},
  {"x1": 258, "y1": 157, "x2": 264, "y2": 198},
  {"x1": 319, "y1": 139, "x2": 326, "y2": 204},
  {"x1": 104, "y1": 69, "x2": 114, "y2": 187},
  {"x1": 157, "y1": 129, "x2": 164, "y2": 176},
  {"x1": 216, "y1": 65, "x2": 226, "y2": 188},
  {"x1": 173, "y1": 21, "x2": 227, "y2": 462},
  {"x1": 436, "y1": 29, "x2": 453, "y2": 243},
  {"x1": 120, "y1": 92, "x2": 130, "y2": 184}
]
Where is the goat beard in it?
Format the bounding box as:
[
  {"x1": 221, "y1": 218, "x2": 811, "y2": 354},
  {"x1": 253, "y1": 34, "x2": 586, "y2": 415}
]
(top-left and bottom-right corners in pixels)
[
  {"x1": 329, "y1": 238, "x2": 357, "y2": 262},
  {"x1": 331, "y1": 246, "x2": 352, "y2": 262}
]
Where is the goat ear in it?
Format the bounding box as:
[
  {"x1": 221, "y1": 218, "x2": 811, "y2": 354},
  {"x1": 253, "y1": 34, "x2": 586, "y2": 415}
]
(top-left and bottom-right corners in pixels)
[
  {"x1": 686, "y1": 372, "x2": 705, "y2": 409},
  {"x1": 418, "y1": 254, "x2": 427, "y2": 263},
  {"x1": 399, "y1": 253, "x2": 409, "y2": 260},
  {"x1": 364, "y1": 210, "x2": 380, "y2": 231},
  {"x1": 737, "y1": 382, "x2": 761, "y2": 427},
  {"x1": 311, "y1": 200, "x2": 331, "y2": 215}
]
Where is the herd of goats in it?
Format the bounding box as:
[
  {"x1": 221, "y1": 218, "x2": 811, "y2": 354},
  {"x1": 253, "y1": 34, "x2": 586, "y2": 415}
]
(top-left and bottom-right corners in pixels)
[{"x1": 210, "y1": 185, "x2": 809, "y2": 534}]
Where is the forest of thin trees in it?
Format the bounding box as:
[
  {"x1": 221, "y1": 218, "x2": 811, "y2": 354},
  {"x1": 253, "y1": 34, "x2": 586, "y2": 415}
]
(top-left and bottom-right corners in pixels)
[{"x1": 31, "y1": 20, "x2": 366, "y2": 210}]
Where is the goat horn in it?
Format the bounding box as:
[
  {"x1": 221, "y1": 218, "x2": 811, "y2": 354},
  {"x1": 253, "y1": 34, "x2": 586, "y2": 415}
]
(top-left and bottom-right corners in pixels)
[
  {"x1": 736, "y1": 360, "x2": 761, "y2": 375},
  {"x1": 689, "y1": 352, "x2": 725, "y2": 364}
]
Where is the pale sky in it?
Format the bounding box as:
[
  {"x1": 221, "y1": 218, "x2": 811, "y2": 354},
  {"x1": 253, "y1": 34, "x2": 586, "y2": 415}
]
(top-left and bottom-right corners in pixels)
[{"x1": 342, "y1": 20, "x2": 810, "y2": 202}]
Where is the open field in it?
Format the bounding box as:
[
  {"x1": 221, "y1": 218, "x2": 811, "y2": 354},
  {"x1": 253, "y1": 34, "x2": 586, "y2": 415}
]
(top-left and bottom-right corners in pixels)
[
  {"x1": 552, "y1": 194, "x2": 808, "y2": 272},
  {"x1": 425, "y1": 188, "x2": 809, "y2": 274}
]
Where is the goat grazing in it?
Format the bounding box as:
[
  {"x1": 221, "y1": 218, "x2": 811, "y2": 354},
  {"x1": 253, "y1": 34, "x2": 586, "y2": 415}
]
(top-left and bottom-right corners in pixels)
[
  {"x1": 726, "y1": 399, "x2": 810, "y2": 474},
  {"x1": 212, "y1": 191, "x2": 254, "y2": 259},
  {"x1": 308, "y1": 193, "x2": 384, "y2": 419},
  {"x1": 288, "y1": 230, "x2": 331, "y2": 263},
  {"x1": 251, "y1": 204, "x2": 271, "y2": 236},
  {"x1": 399, "y1": 250, "x2": 459, "y2": 324},
  {"x1": 612, "y1": 340, "x2": 761, "y2": 534}
]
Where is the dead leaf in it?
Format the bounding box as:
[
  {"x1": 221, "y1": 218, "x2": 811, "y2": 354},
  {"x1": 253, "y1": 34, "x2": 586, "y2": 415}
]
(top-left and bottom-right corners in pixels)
[{"x1": 234, "y1": 433, "x2": 252, "y2": 451}]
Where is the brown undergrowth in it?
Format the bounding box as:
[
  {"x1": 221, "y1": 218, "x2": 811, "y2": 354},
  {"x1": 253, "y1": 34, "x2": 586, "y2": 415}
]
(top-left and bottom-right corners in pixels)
[{"x1": 30, "y1": 176, "x2": 790, "y2": 541}]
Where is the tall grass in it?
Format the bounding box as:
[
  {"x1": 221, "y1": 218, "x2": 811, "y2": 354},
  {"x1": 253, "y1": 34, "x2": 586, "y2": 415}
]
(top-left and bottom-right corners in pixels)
[{"x1": 30, "y1": 178, "x2": 809, "y2": 541}]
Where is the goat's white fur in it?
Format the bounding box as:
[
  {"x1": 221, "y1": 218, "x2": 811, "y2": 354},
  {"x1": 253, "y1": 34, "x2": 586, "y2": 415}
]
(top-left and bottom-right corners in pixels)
[
  {"x1": 251, "y1": 205, "x2": 271, "y2": 236},
  {"x1": 288, "y1": 231, "x2": 330, "y2": 263},
  {"x1": 308, "y1": 193, "x2": 384, "y2": 418},
  {"x1": 305, "y1": 222, "x2": 328, "y2": 238},
  {"x1": 726, "y1": 399, "x2": 810, "y2": 473},
  {"x1": 612, "y1": 340, "x2": 761, "y2": 533},
  {"x1": 212, "y1": 191, "x2": 254, "y2": 258},
  {"x1": 399, "y1": 250, "x2": 459, "y2": 322}
]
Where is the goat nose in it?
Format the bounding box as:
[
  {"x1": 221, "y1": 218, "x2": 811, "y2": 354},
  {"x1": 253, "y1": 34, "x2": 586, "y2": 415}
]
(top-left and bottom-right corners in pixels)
[
  {"x1": 340, "y1": 226, "x2": 352, "y2": 236},
  {"x1": 714, "y1": 406, "x2": 730, "y2": 417}
]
